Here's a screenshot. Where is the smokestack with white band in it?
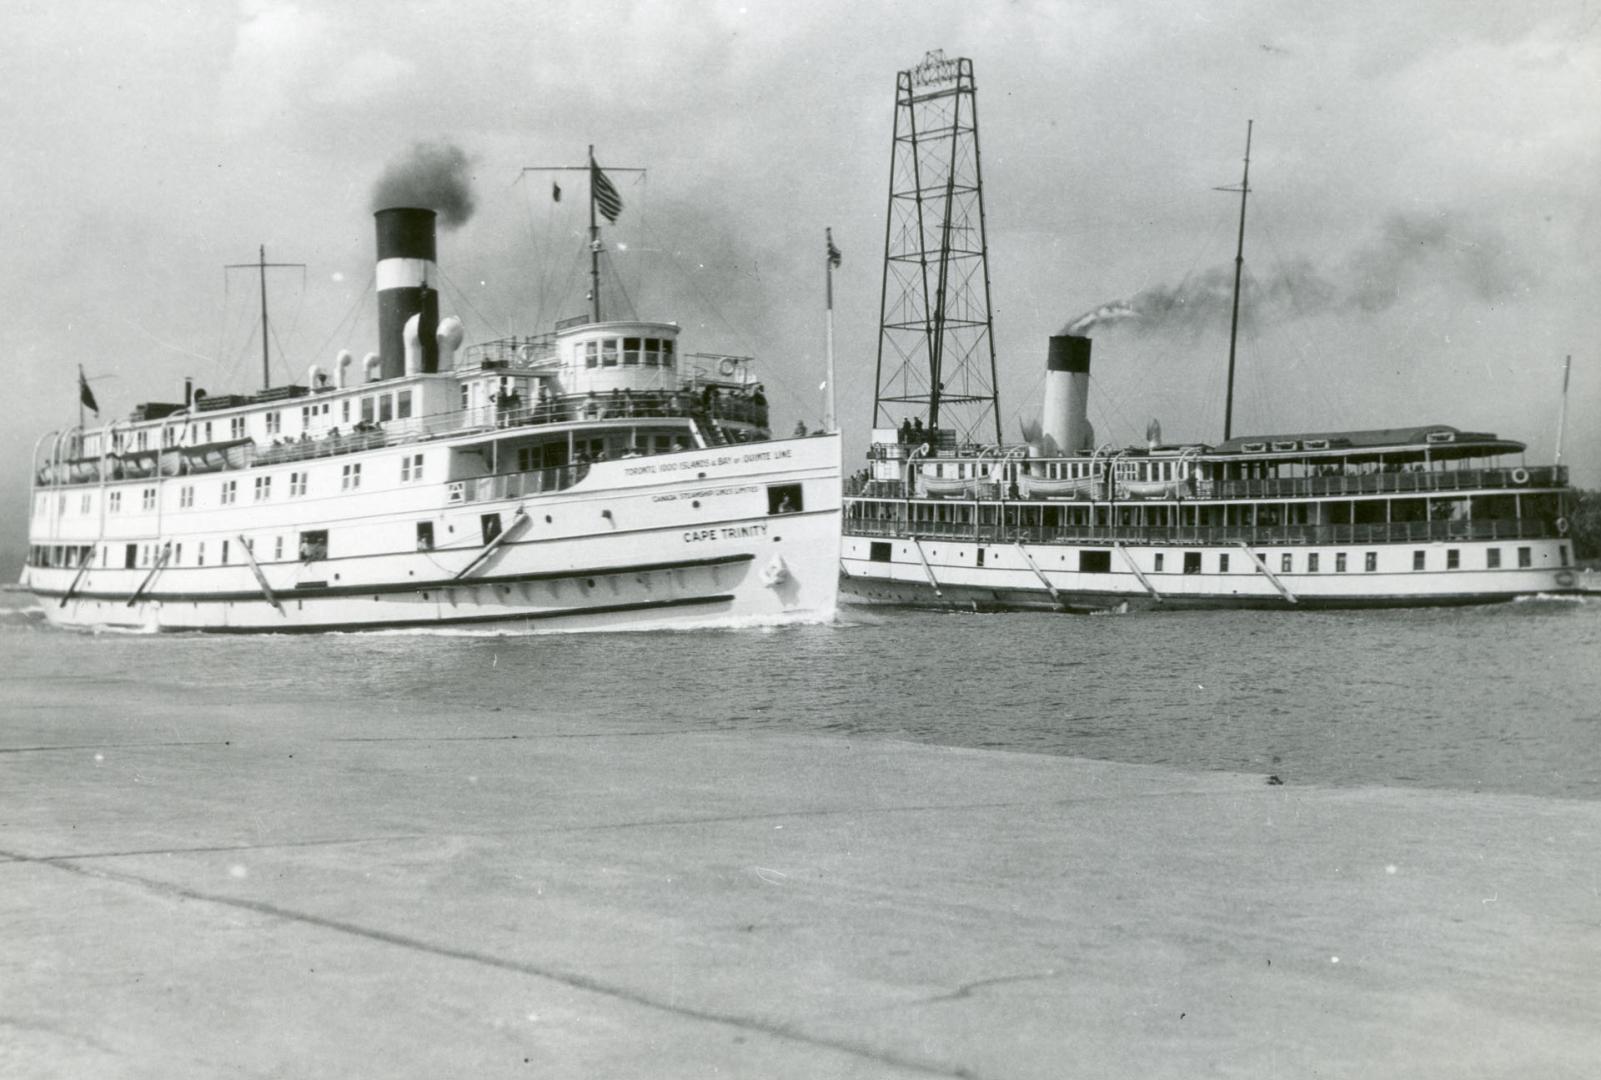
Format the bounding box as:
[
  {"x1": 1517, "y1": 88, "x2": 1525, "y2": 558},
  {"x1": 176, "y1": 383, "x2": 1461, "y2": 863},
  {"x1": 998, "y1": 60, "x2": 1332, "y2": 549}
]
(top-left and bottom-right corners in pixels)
[
  {"x1": 375, "y1": 207, "x2": 439, "y2": 380},
  {"x1": 1042, "y1": 335, "x2": 1092, "y2": 456}
]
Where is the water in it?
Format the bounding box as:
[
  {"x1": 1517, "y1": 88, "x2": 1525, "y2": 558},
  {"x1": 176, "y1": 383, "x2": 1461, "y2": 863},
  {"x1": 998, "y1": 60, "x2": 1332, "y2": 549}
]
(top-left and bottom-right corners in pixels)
[{"x1": 3, "y1": 589, "x2": 1598, "y2": 800}]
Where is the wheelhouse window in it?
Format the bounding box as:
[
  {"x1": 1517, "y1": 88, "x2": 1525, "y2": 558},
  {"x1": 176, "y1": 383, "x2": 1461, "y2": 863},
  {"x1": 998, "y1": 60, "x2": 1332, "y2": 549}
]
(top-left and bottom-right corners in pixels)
[
  {"x1": 585, "y1": 341, "x2": 599, "y2": 368},
  {"x1": 623, "y1": 337, "x2": 641, "y2": 365},
  {"x1": 601, "y1": 338, "x2": 619, "y2": 367},
  {"x1": 397, "y1": 390, "x2": 413, "y2": 420},
  {"x1": 644, "y1": 339, "x2": 661, "y2": 366}
]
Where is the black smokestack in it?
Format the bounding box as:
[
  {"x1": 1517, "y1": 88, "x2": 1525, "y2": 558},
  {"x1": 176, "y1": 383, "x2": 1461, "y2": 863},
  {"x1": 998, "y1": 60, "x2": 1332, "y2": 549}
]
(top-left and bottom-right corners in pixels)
[
  {"x1": 370, "y1": 141, "x2": 476, "y2": 229},
  {"x1": 375, "y1": 207, "x2": 439, "y2": 379}
]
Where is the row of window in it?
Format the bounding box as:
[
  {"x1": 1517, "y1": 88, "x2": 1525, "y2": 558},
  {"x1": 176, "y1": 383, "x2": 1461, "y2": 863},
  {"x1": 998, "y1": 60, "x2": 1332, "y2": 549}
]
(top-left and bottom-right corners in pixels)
[
  {"x1": 866, "y1": 543, "x2": 1565, "y2": 574},
  {"x1": 41, "y1": 455, "x2": 429, "y2": 518},
  {"x1": 581, "y1": 337, "x2": 676, "y2": 369}
]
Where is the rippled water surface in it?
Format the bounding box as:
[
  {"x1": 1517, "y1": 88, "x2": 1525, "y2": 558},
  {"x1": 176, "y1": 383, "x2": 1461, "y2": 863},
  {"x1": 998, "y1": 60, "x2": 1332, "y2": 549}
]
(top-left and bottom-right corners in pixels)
[{"x1": 3, "y1": 590, "x2": 1598, "y2": 799}]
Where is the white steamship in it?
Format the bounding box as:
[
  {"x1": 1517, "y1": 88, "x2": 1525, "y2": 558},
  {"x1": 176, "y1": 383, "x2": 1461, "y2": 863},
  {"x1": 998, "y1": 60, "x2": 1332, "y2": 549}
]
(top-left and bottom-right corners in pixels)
[{"x1": 24, "y1": 189, "x2": 841, "y2": 632}]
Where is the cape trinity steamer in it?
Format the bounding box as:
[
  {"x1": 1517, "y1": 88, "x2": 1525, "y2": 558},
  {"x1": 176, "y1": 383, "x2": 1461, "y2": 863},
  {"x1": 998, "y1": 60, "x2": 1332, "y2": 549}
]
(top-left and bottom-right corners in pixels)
[
  {"x1": 840, "y1": 55, "x2": 1578, "y2": 611},
  {"x1": 23, "y1": 157, "x2": 841, "y2": 632}
]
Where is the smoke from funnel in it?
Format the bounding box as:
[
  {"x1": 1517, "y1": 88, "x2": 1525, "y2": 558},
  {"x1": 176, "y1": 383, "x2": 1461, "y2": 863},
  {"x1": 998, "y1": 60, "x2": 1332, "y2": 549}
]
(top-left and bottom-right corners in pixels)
[
  {"x1": 370, "y1": 141, "x2": 476, "y2": 229},
  {"x1": 1062, "y1": 210, "x2": 1524, "y2": 336}
]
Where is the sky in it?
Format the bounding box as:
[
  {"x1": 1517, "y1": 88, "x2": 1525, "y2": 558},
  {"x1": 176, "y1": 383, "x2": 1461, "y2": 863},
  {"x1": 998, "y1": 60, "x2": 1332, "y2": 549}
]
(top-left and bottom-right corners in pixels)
[{"x1": 4, "y1": 0, "x2": 1598, "y2": 573}]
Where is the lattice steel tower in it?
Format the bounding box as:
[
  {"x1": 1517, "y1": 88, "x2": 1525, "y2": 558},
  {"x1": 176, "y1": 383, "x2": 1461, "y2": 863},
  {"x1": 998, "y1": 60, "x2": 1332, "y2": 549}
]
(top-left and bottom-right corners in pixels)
[{"x1": 871, "y1": 51, "x2": 1002, "y2": 447}]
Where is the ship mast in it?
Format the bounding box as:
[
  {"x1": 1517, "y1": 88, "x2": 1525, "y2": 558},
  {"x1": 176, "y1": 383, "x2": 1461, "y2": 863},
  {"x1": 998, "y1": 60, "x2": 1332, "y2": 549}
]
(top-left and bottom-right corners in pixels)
[
  {"x1": 225, "y1": 246, "x2": 305, "y2": 391},
  {"x1": 518, "y1": 150, "x2": 643, "y2": 325},
  {"x1": 1221, "y1": 120, "x2": 1253, "y2": 441}
]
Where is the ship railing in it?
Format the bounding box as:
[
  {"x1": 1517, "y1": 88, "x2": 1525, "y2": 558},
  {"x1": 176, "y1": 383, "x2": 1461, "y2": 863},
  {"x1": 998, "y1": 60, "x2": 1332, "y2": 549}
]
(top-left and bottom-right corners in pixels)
[
  {"x1": 844, "y1": 518, "x2": 1559, "y2": 545},
  {"x1": 1209, "y1": 465, "x2": 1568, "y2": 499}
]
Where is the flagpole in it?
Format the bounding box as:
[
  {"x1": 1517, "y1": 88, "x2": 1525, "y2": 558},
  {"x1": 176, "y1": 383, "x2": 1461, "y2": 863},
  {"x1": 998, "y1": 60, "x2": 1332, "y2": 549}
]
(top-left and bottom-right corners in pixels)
[
  {"x1": 77, "y1": 364, "x2": 85, "y2": 451},
  {"x1": 1555, "y1": 354, "x2": 1571, "y2": 466},
  {"x1": 824, "y1": 229, "x2": 838, "y2": 433},
  {"x1": 588, "y1": 144, "x2": 602, "y2": 323}
]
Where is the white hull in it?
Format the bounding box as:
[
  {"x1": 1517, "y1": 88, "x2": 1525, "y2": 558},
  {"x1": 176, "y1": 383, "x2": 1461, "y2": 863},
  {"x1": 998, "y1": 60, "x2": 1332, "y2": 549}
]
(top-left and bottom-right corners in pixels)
[
  {"x1": 841, "y1": 533, "x2": 1579, "y2": 611},
  {"x1": 28, "y1": 435, "x2": 841, "y2": 633}
]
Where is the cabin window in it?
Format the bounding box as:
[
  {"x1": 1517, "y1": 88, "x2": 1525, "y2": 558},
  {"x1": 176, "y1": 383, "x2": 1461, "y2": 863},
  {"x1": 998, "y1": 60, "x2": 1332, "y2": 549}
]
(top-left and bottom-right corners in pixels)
[
  {"x1": 1307, "y1": 553, "x2": 1320, "y2": 573},
  {"x1": 397, "y1": 390, "x2": 413, "y2": 420},
  {"x1": 1080, "y1": 550, "x2": 1111, "y2": 574},
  {"x1": 1518, "y1": 547, "x2": 1532, "y2": 568},
  {"x1": 361, "y1": 397, "x2": 376, "y2": 424},
  {"x1": 109, "y1": 491, "x2": 122, "y2": 513},
  {"x1": 298, "y1": 530, "x2": 328, "y2": 561},
  {"x1": 601, "y1": 339, "x2": 619, "y2": 367},
  {"x1": 1153, "y1": 553, "x2": 1165, "y2": 573},
  {"x1": 1335, "y1": 553, "x2": 1347, "y2": 573},
  {"x1": 1412, "y1": 551, "x2": 1426, "y2": 571},
  {"x1": 290, "y1": 471, "x2": 307, "y2": 497},
  {"x1": 767, "y1": 483, "x2": 803, "y2": 515},
  {"x1": 623, "y1": 337, "x2": 642, "y2": 365},
  {"x1": 1486, "y1": 548, "x2": 1501, "y2": 569},
  {"x1": 584, "y1": 341, "x2": 599, "y2": 368},
  {"x1": 416, "y1": 522, "x2": 434, "y2": 551},
  {"x1": 1560, "y1": 545, "x2": 1569, "y2": 567},
  {"x1": 481, "y1": 513, "x2": 503, "y2": 544},
  {"x1": 220, "y1": 480, "x2": 237, "y2": 505},
  {"x1": 266, "y1": 411, "x2": 281, "y2": 435},
  {"x1": 1280, "y1": 553, "x2": 1293, "y2": 574},
  {"x1": 1218, "y1": 553, "x2": 1230, "y2": 573},
  {"x1": 254, "y1": 476, "x2": 271, "y2": 501},
  {"x1": 401, "y1": 453, "x2": 424, "y2": 482},
  {"x1": 141, "y1": 488, "x2": 156, "y2": 511},
  {"x1": 124, "y1": 544, "x2": 137, "y2": 569},
  {"x1": 196, "y1": 542, "x2": 205, "y2": 567},
  {"x1": 459, "y1": 385, "x2": 470, "y2": 410},
  {"x1": 341, "y1": 463, "x2": 361, "y2": 491},
  {"x1": 221, "y1": 540, "x2": 230, "y2": 565},
  {"x1": 1365, "y1": 552, "x2": 1377, "y2": 572},
  {"x1": 1446, "y1": 549, "x2": 1460, "y2": 570},
  {"x1": 274, "y1": 536, "x2": 284, "y2": 561},
  {"x1": 203, "y1": 421, "x2": 213, "y2": 443},
  {"x1": 180, "y1": 485, "x2": 194, "y2": 508},
  {"x1": 80, "y1": 493, "x2": 92, "y2": 514},
  {"x1": 173, "y1": 543, "x2": 182, "y2": 566},
  {"x1": 379, "y1": 395, "x2": 394, "y2": 423},
  {"x1": 342, "y1": 400, "x2": 352, "y2": 423},
  {"x1": 1183, "y1": 551, "x2": 1201, "y2": 575},
  {"x1": 869, "y1": 541, "x2": 892, "y2": 563},
  {"x1": 302, "y1": 405, "x2": 314, "y2": 428}
]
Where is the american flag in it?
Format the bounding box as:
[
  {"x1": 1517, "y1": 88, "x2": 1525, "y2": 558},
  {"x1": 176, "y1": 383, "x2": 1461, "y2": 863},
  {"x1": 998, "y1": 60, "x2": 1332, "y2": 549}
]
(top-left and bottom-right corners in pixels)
[{"x1": 591, "y1": 162, "x2": 623, "y2": 223}]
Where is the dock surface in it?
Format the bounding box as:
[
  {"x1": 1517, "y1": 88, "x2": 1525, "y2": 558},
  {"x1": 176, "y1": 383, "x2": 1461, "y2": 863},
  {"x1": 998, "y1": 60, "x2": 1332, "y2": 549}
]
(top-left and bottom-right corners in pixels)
[{"x1": 2, "y1": 679, "x2": 1597, "y2": 1078}]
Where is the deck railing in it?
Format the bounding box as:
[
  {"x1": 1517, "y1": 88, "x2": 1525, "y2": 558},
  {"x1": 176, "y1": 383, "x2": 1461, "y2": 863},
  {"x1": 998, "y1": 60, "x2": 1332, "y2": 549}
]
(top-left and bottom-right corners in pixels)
[{"x1": 843, "y1": 518, "x2": 1559, "y2": 546}]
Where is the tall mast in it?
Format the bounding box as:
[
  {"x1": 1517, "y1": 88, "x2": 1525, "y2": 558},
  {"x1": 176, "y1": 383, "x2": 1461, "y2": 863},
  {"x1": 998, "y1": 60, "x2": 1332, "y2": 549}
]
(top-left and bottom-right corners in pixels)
[
  {"x1": 226, "y1": 246, "x2": 305, "y2": 391},
  {"x1": 1223, "y1": 119, "x2": 1253, "y2": 441},
  {"x1": 1555, "y1": 354, "x2": 1572, "y2": 466},
  {"x1": 257, "y1": 245, "x2": 270, "y2": 391}
]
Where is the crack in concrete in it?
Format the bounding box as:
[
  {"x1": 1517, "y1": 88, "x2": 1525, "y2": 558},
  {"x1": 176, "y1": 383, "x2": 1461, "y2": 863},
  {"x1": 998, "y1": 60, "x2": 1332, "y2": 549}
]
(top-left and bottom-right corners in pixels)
[{"x1": 0, "y1": 846, "x2": 983, "y2": 1079}]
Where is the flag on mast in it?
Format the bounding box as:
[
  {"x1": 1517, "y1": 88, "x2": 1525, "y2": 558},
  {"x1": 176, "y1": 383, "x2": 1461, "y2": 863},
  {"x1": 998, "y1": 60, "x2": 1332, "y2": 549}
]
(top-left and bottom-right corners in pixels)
[
  {"x1": 78, "y1": 367, "x2": 99, "y2": 415},
  {"x1": 552, "y1": 181, "x2": 562, "y2": 203},
  {"x1": 827, "y1": 230, "x2": 842, "y2": 268},
  {"x1": 591, "y1": 161, "x2": 624, "y2": 223}
]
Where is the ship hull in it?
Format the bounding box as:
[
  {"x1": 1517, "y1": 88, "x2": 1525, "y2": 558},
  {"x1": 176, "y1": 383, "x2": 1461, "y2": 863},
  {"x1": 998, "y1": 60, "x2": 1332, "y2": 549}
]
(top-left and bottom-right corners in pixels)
[
  {"x1": 27, "y1": 435, "x2": 841, "y2": 634},
  {"x1": 841, "y1": 533, "x2": 1579, "y2": 613}
]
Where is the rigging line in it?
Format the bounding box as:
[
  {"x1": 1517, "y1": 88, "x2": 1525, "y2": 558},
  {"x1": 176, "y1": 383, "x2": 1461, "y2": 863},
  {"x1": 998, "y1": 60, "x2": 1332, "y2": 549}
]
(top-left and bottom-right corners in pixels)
[
  {"x1": 434, "y1": 265, "x2": 501, "y2": 341},
  {"x1": 308, "y1": 268, "x2": 377, "y2": 363}
]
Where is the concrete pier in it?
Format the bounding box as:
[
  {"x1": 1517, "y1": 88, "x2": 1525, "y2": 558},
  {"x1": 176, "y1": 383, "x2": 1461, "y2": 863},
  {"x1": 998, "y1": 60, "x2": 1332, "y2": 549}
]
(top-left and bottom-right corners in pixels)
[{"x1": 2, "y1": 679, "x2": 1597, "y2": 1078}]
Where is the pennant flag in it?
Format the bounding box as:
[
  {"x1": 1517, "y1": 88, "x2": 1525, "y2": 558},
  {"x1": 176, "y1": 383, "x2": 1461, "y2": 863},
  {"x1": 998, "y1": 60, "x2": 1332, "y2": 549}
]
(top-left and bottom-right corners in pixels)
[
  {"x1": 79, "y1": 368, "x2": 99, "y2": 415},
  {"x1": 827, "y1": 229, "x2": 842, "y2": 268},
  {"x1": 591, "y1": 162, "x2": 624, "y2": 223},
  {"x1": 552, "y1": 181, "x2": 562, "y2": 203}
]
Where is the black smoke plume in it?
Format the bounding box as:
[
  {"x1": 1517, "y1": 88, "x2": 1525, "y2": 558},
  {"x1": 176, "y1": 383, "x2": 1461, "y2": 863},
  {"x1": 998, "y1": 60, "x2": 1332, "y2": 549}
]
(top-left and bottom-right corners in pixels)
[
  {"x1": 1063, "y1": 211, "x2": 1524, "y2": 336},
  {"x1": 370, "y1": 141, "x2": 476, "y2": 229}
]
